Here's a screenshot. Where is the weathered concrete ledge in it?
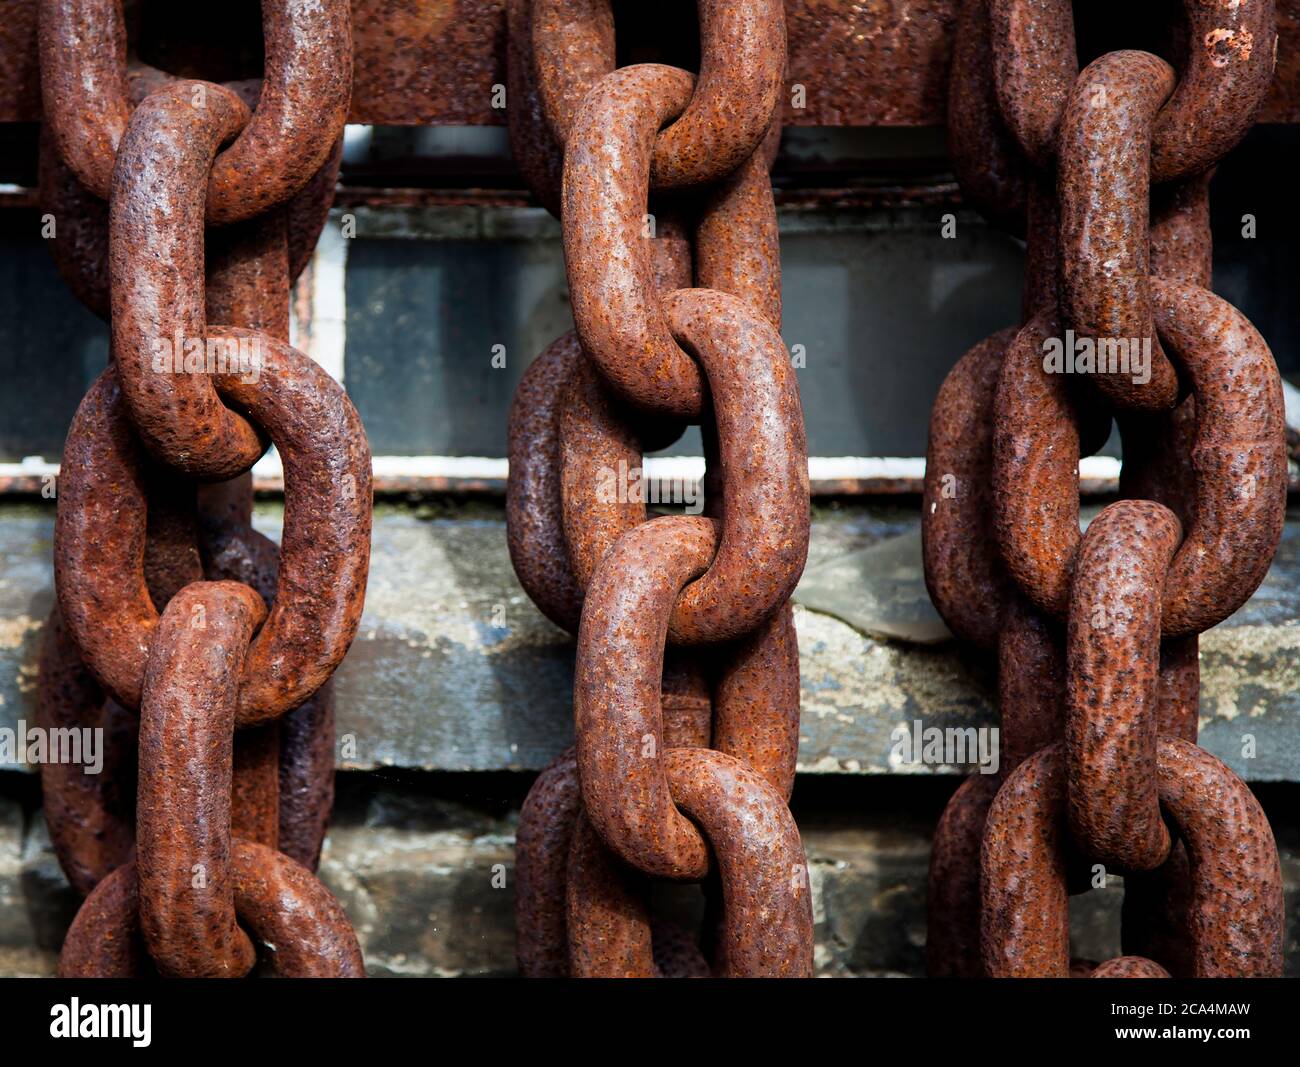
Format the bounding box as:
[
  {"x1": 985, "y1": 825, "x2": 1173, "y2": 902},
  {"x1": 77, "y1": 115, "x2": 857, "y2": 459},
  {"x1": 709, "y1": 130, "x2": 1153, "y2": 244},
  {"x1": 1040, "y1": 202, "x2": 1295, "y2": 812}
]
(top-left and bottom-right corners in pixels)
[{"x1": 3, "y1": 500, "x2": 1300, "y2": 781}]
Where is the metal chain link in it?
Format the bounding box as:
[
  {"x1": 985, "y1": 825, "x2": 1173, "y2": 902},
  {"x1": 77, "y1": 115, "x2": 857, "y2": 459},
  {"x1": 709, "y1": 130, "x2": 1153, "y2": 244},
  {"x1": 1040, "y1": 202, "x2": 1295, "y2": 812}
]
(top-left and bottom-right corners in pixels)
[
  {"x1": 506, "y1": 0, "x2": 814, "y2": 978},
  {"x1": 36, "y1": 0, "x2": 368, "y2": 977},
  {"x1": 925, "y1": 0, "x2": 1285, "y2": 977}
]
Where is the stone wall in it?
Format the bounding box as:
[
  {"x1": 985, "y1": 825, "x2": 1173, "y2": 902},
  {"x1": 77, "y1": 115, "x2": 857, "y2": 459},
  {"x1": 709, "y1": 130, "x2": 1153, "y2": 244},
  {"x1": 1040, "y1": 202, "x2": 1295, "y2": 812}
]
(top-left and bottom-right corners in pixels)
[
  {"x1": 6, "y1": 499, "x2": 1300, "y2": 975},
  {"x1": 3, "y1": 773, "x2": 1298, "y2": 977}
]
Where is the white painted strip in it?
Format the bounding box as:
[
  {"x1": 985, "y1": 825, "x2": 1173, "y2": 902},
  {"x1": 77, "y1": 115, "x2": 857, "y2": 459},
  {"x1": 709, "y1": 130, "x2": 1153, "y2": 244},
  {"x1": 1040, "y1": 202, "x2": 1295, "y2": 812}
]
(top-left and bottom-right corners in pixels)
[
  {"x1": 806, "y1": 456, "x2": 923, "y2": 480},
  {"x1": 250, "y1": 448, "x2": 286, "y2": 483},
  {"x1": 1079, "y1": 455, "x2": 1124, "y2": 481},
  {"x1": 370, "y1": 455, "x2": 508, "y2": 480},
  {"x1": 306, "y1": 215, "x2": 349, "y2": 384},
  {"x1": 0, "y1": 456, "x2": 59, "y2": 477},
  {"x1": 0, "y1": 454, "x2": 1128, "y2": 485},
  {"x1": 1282, "y1": 378, "x2": 1300, "y2": 431},
  {"x1": 643, "y1": 456, "x2": 704, "y2": 479},
  {"x1": 341, "y1": 124, "x2": 374, "y2": 164}
]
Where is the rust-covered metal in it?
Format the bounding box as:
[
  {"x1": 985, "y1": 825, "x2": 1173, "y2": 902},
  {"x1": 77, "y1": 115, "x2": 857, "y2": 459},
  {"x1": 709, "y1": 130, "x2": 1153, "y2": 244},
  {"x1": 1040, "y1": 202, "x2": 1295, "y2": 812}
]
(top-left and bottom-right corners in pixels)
[
  {"x1": 508, "y1": 0, "x2": 810, "y2": 978},
  {"x1": 990, "y1": 0, "x2": 1277, "y2": 177},
  {"x1": 1148, "y1": 171, "x2": 1213, "y2": 290},
  {"x1": 275, "y1": 685, "x2": 337, "y2": 870},
  {"x1": 991, "y1": 290, "x2": 1285, "y2": 636},
  {"x1": 1057, "y1": 51, "x2": 1179, "y2": 412},
  {"x1": 926, "y1": 772, "x2": 999, "y2": 978},
  {"x1": 564, "y1": 748, "x2": 813, "y2": 979},
  {"x1": 58, "y1": 862, "x2": 152, "y2": 977},
  {"x1": 137, "y1": 582, "x2": 265, "y2": 979},
  {"x1": 54, "y1": 342, "x2": 372, "y2": 725},
  {"x1": 564, "y1": 810, "x2": 656, "y2": 977},
  {"x1": 561, "y1": 65, "x2": 703, "y2": 419},
  {"x1": 515, "y1": 749, "x2": 583, "y2": 977},
  {"x1": 38, "y1": 0, "x2": 351, "y2": 221},
  {"x1": 1065, "y1": 500, "x2": 1179, "y2": 874},
  {"x1": 662, "y1": 289, "x2": 809, "y2": 643},
  {"x1": 506, "y1": 332, "x2": 586, "y2": 634},
  {"x1": 40, "y1": 0, "x2": 367, "y2": 979},
  {"x1": 212, "y1": 332, "x2": 373, "y2": 724},
  {"x1": 660, "y1": 747, "x2": 813, "y2": 977},
  {"x1": 24, "y1": 0, "x2": 1296, "y2": 987},
  {"x1": 228, "y1": 841, "x2": 366, "y2": 976},
  {"x1": 990, "y1": 310, "x2": 1086, "y2": 620},
  {"x1": 713, "y1": 603, "x2": 801, "y2": 800},
  {"x1": 35, "y1": 607, "x2": 135, "y2": 897},
  {"x1": 945, "y1": 0, "x2": 1027, "y2": 234},
  {"x1": 1149, "y1": 279, "x2": 1287, "y2": 636},
  {"x1": 998, "y1": 593, "x2": 1065, "y2": 774},
  {"x1": 559, "y1": 354, "x2": 645, "y2": 592},
  {"x1": 645, "y1": 0, "x2": 785, "y2": 190},
  {"x1": 982, "y1": 743, "x2": 1282, "y2": 977},
  {"x1": 535, "y1": 0, "x2": 784, "y2": 189},
  {"x1": 921, "y1": 327, "x2": 1014, "y2": 650},
  {"x1": 574, "y1": 516, "x2": 718, "y2": 881},
  {"x1": 1150, "y1": 0, "x2": 1278, "y2": 181},
  {"x1": 109, "y1": 81, "x2": 267, "y2": 479},
  {"x1": 987, "y1": 0, "x2": 1076, "y2": 167},
  {"x1": 1091, "y1": 956, "x2": 1171, "y2": 979},
  {"x1": 8, "y1": 1, "x2": 1300, "y2": 128},
  {"x1": 927, "y1": 0, "x2": 1286, "y2": 980},
  {"x1": 59, "y1": 848, "x2": 365, "y2": 977},
  {"x1": 530, "y1": 0, "x2": 614, "y2": 144}
]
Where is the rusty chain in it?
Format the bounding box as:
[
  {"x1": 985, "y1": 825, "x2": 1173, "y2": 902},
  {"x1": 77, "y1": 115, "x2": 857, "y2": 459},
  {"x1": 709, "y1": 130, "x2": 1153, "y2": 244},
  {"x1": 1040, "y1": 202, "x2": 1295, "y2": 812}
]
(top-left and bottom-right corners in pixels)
[
  {"x1": 36, "y1": 0, "x2": 368, "y2": 977},
  {"x1": 506, "y1": 0, "x2": 814, "y2": 977},
  {"x1": 21, "y1": 0, "x2": 1291, "y2": 986},
  {"x1": 926, "y1": 0, "x2": 1284, "y2": 977}
]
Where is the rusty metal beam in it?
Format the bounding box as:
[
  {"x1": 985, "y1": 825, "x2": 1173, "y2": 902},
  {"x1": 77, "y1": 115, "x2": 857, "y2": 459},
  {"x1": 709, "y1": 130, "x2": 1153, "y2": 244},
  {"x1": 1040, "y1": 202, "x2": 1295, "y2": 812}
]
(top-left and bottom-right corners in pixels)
[
  {"x1": 0, "y1": 0, "x2": 39, "y2": 123},
  {"x1": 3, "y1": 1, "x2": 1299, "y2": 127}
]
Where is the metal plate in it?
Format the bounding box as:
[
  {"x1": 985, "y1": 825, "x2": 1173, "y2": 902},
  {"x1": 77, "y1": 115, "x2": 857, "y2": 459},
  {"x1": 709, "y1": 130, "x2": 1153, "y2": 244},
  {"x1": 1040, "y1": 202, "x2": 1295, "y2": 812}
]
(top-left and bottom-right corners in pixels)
[{"x1": 2, "y1": 1, "x2": 1298, "y2": 126}]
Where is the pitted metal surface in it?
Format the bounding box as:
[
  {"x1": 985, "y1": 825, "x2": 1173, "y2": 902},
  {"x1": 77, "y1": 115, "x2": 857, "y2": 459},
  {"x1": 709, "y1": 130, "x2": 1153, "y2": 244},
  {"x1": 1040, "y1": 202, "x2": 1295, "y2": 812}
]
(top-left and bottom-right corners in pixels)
[
  {"x1": 508, "y1": 0, "x2": 811, "y2": 978},
  {"x1": 926, "y1": 0, "x2": 1286, "y2": 979},
  {"x1": 38, "y1": 0, "x2": 369, "y2": 979}
]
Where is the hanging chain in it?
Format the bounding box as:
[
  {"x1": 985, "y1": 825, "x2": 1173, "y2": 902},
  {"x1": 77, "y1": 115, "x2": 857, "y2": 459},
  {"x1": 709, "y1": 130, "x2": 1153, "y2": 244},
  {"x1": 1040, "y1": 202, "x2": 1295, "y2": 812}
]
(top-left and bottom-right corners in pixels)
[
  {"x1": 36, "y1": 0, "x2": 369, "y2": 977},
  {"x1": 926, "y1": 0, "x2": 1285, "y2": 977},
  {"x1": 506, "y1": 0, "x2": 815, "y2": 977}
]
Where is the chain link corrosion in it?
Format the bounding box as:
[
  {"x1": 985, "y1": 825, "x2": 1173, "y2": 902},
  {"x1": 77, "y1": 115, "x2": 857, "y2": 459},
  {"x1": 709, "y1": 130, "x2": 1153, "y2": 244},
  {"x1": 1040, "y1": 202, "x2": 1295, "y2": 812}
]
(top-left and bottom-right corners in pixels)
[
  {"x1": 37, "y1": 0, "x2": 368, "y2": 977},
  {"x1": 507, "y1": 0, "x2": 814, "y2": 978},
  {"x1": 925, "y1": 0, "x2": 1285, "y2": 978},
  {"x1": 31, "y1": 0, "x2": 1287, "y2": 985}
]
